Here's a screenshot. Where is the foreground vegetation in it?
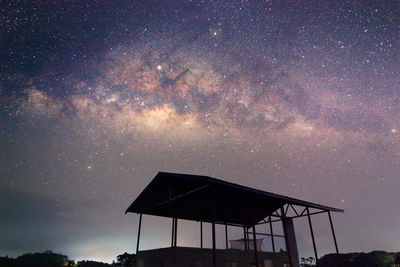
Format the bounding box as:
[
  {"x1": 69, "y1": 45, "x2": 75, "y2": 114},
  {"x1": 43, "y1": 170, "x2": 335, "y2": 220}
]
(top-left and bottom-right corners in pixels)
[
  {"x1": 0, "y1": 251, "x2": 135, "y2": 267},
  {"x1": 2, "y1": 250, "x2": 400, "y2": 267},
  {"x1": 316, "y1": 251, "x2": 400, "y2": 267}
]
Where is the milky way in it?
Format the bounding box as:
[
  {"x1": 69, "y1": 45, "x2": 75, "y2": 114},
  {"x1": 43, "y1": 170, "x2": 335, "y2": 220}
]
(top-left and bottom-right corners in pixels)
[{"x1": 1, "y1": 0, "x2": 400, "y2": 262}]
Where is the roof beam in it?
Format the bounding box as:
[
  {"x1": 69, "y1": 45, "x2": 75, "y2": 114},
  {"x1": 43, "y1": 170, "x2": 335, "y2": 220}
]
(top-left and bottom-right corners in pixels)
[{"x1": 148, "y1": 184, "x2": 210, "y2": 210}]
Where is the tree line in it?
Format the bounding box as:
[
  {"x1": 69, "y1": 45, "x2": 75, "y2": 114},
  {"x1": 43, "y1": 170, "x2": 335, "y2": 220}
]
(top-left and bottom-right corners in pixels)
[
  {"x1": 2, "y1": 250, "x2": 400, "y2": 267},
  {"x1": 316, "y1": 251, "x2": 400, "y2": 267},
  {"x1": 0, "y1": 250, "x2": 135, "y2": 267}
]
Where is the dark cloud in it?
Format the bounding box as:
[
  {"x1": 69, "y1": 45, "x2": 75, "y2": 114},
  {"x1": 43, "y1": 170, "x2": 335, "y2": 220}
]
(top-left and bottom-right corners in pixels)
[
  {"x1": 0, "y1": 187, "x2": 72, "y2": 224},
  {"x1": 0, "y1": 187, "x2": 76, "y2": 251}
]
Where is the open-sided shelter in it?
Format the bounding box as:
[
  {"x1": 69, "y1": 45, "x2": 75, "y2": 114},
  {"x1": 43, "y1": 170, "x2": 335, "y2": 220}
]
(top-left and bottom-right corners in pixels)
[{"x1": 126, "y1": 172, "x2": 343, "y2": 267}]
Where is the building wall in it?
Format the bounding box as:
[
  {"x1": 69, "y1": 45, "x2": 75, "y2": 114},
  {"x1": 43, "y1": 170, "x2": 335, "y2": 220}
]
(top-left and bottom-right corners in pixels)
[{"x1": 136, "y1": 247, "x2": 289, "y2": 267}]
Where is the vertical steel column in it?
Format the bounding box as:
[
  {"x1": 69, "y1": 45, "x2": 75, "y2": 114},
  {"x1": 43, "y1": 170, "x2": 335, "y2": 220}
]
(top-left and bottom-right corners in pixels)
[
  {"x1": 269, "y1": 216, "x2": 276, "y2": 253},
  {"x1": 306, "y1": 207, "x2": 318, "y2": 261},
  {"x1": 136, "y1": 213, "x2": 142, "y2": 254},
  {"x1": 281, "y1": 207, "x2": 292, "y2": 267},
  {"x1": 212, "y1": 222, "x2": 216, "y2": 267},
  {"x1": 200, "y1": 221, "x2": 203, "y2": 248},
  {"x1": 243, "y1": 226, "x2": 248, "y2": 250},
  {"x1": 252, "y1": 226, "x2": 259, "y2": 267},
  {"x1": 282, "y1": 216, "x2": 300, "y2": 267},
  {"x1": 225, "y1": 223, "x2": 229, "y2": 249},
  {"x1": 328, "y1": 211, "x2": 339, "y2": 254},
  {"x1": 171, "y1": 218, "x2": 175, "y2": 247},
  {"x1": 174, "y1": 218, "x2": 178, "y2": 247}
]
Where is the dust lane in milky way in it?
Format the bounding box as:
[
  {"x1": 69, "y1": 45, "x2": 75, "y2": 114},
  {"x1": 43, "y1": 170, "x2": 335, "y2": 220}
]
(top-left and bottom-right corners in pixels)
[{"x1": 0, "y1": 0, "x2": 399, "y2": 262}]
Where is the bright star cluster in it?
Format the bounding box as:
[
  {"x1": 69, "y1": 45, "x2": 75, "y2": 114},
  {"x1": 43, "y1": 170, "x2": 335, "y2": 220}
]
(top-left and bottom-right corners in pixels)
[{"x1": 0, "y1": 0, "x2": 399, "y2": 262}]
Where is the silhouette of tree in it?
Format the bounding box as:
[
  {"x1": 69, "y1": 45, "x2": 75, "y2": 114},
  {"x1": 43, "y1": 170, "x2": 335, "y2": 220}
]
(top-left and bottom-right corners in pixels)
[
  {"x1": 116, "y1": 252, "x2": 135, "y2": 267},
  {"x1": 0, "y1": 252, "x2": 114, "y2": 267},
  {"x1": 67, "y1": 260, "x2": 76, "y2": 266},
  {"x1": 395, "y1": 252, "x2": 400, "y2": 266},
  {"x1": 0, "y1": 256, "x2": 17, "y2": 267},
  {"x1": 318, "y1": 251, "x2": 396, "y2": 267},
  {"x1": 15, "y1": 251, "x2": 68, "y2": 267}
]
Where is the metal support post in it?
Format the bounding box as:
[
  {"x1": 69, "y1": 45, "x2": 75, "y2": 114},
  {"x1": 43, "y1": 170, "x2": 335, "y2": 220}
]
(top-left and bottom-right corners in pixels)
[
  {"x1": 136, "y1": 213, "x2": 142, "y2": 254},
  {"x1": 252, "y1": 226, "x2": 259, "y2": 266},
  {"x1": 200, "y1": 221, "x2": 203, "y2": 248},
  {"x1": 225, "y1": 223, "x2": 229, "y2": 249},
  {"x1": 212, "y1": 222, "x2": 216, "y2": 267},
  {"x1": 171, "y1": 218, "x2": 175, "y2": 247},
  {"x1": 174, "y1": 218, "x2": 178, "y2": 247},
  {"x1": 281, "y1": 207, "x2": 292, "y2": 267},
  {"x1": 269, "y1": 216, "x2": 275, "y2": 253},
  {"x1": 328, "y1": 211, "x2": 339, "y2": 254},
  {"x1": 243, "y1": 226, "x2": 248, "y2": 250},
  {"x1": 307, "y1": 207, "x2": 318, "y2": 261}
]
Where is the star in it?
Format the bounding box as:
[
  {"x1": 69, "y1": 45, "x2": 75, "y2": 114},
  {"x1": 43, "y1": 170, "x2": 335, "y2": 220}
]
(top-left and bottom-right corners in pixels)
[{"x1": 1, "y1": 0, "x2": 400, "y2": 262}]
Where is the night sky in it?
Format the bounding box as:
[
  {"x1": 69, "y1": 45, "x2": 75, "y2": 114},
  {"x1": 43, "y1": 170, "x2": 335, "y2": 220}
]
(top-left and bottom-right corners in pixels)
[{"x1": 1, "y1": 0, "x2": 400, "y2": 263}]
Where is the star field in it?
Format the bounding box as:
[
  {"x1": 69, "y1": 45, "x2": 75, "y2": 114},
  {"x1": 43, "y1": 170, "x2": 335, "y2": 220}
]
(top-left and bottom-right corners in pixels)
[{"x1": 0, "y1": 0, "x2": 400, "y2": 263}]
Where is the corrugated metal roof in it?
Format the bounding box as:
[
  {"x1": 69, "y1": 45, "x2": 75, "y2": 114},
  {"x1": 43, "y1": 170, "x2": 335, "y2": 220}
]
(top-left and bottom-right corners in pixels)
[{"x1": 126, "y1": 172, "x2": 343, "y2": 227}]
